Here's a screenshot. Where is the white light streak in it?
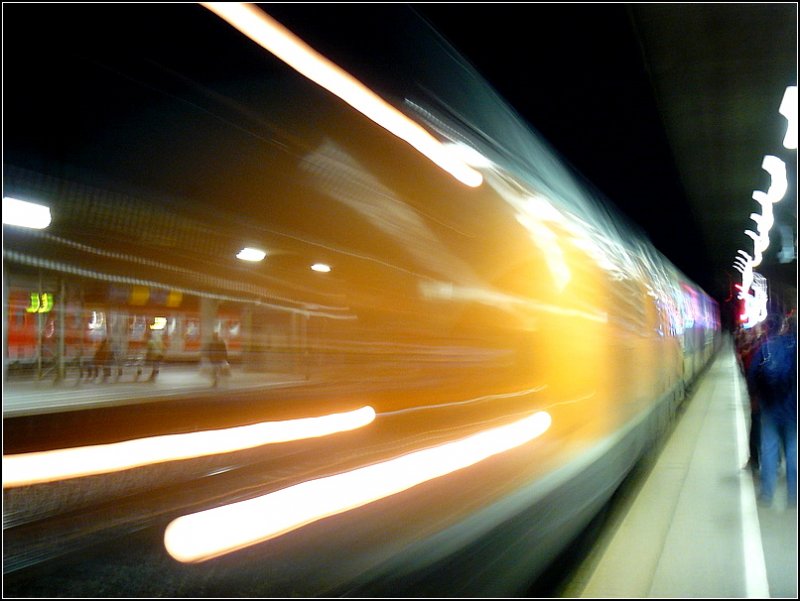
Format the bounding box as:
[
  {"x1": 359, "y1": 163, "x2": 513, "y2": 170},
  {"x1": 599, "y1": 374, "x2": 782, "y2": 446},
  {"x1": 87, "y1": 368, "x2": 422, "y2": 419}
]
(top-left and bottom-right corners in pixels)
[
  {"x1": 735, "y1": 250, "x2": 754, "y2": 303},
  {"x1": 444, "y1": 142, "x2": 494, "y2": 168},
  {"x1": 3, "y1": 197, "x2": 52, "y2": 229},
  {"x1": 742, "y1": 272, "x2": 769, "y2": 328},
  {"x1": 3, "y1": 406, "x2": 376, "y2": 487},
  {"x1": 164, "y1": 411, "x2": 552, "y2": 563},
  {"x1": 236, "y1": 247, "x2": 267, "y2": 262},
  {"x1": 760, "y1": 155, "x2": 787, "y2": 204},
  {"x1": 779, "y1": 85, "x2": 797, "y2": 150},
  {"x1": 737, "y1": 153, "x2": 788, "y2": 301},
  {"x1": 202, "y1": 2, "x2": 483, "y2": 188}
]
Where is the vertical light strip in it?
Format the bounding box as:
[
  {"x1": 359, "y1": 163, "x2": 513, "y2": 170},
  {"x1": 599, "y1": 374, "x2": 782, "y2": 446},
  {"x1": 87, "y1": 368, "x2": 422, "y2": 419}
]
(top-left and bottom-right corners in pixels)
[
  {"x1": 201, "y1": 2, "x2": 483, "y2": 188},
  {"x1": 760, "y1": 155, "x2": 787, "y2": 204},
  {"x1": 731, "y1": 357, "x2": 770, "y2": 598},
  {"x1": 734, "y1": 153, "x2": 788, "y2": 322},
  {"x1": 779, "y1": 85, "x2": 797, "y2": 150}
]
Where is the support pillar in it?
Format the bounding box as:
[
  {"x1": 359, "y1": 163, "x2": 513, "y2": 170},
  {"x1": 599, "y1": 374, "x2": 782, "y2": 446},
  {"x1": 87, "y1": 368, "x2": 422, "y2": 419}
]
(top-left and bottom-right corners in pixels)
[
  {"x1": 56, "y1": 278, "x2": 65, "y2": 382},
  {"x1": 200, "y1": 297, "x2": 219, "y2": 346}
]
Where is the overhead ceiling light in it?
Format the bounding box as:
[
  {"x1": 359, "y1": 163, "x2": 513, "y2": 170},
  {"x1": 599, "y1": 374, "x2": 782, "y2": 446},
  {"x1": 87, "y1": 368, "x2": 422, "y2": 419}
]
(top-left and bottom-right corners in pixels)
[
  {"x1": 202, "y1": 2, "x2": 483, "y2": 188},
  {"x1": 3, "y1": 196, "x2": 51, "y2": 229},
  {"x1": 760, "y1": 155, "x2": 787, "y2": 204},
  {"x1": 310, "y1": 263, "x2": 331, "y2": 273},
  {"x1": 237, "y1": 247, "x2": 267, "y2": 262},
  {"x1": 779, "y1": 85, "x2": 797, "y2": 150}
]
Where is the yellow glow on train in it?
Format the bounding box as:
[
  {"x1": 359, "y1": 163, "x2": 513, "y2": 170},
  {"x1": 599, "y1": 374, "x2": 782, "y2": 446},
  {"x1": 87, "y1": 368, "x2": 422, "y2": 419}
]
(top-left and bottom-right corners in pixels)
[
  {"x1": 2, "y1": 406, "x2": 376, "y2": 488},
  {"x1": 201, "y1": 2, "x2": 483, "y2": 188},
  {"x1": 163, "y1": 411, "x2": 552, "y2": 563}
]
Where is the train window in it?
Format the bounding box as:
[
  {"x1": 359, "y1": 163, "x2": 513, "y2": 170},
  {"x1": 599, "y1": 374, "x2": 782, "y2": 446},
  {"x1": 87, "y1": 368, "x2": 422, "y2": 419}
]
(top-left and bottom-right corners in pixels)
[
  {"x1": 129, "y1": 316, "x2": 148, "y2": 342},
  {"x1": 88, "y1": 311, "x2": 105, "y2": 331}
]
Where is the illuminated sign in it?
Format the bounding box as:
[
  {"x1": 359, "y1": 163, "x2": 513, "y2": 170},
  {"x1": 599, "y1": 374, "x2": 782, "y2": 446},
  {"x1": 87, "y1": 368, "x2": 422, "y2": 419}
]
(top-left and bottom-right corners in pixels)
[{"x1": 26, "y1": 292, "x2": 53, "y2": 313}]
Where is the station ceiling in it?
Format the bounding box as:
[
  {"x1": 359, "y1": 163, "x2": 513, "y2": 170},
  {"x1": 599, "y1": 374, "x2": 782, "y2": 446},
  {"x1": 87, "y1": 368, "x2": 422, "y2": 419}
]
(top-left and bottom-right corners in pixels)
[
  {"x1": 418, "y1": 3, "x2": 797, "y2": 303},
  {"x1": 3, "y1": 4, "x2": 796, "y2": 307},
  {"x1": 629, "y1": 3, "x2": 797, "y2": 301}
]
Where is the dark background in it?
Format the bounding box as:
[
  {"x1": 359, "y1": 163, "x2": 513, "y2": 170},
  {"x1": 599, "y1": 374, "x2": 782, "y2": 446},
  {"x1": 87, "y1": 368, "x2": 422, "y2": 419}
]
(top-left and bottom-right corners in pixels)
[{"x1": 4, "y1": 3, "x2": 797, "y2": 315}]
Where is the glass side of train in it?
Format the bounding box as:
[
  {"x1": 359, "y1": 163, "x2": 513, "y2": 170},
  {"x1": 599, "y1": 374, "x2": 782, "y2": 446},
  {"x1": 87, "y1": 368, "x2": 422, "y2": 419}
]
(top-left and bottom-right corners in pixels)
[{"x1": 2, "y1": 4, "x2": 720, "y2": 597}]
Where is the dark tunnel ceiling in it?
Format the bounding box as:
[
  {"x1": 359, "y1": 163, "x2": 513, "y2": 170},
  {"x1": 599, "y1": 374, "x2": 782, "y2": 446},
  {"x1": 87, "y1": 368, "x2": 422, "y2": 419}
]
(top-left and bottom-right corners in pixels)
[
  {"x1": 416, "y1": 3, "x2": 797, "y2": 301},
  {"x1": 3, "y1": 3, "x2": 797, "y2": 303},
  {"x1": 630, "y1": 4, "x2": 797, "y2": 300}
]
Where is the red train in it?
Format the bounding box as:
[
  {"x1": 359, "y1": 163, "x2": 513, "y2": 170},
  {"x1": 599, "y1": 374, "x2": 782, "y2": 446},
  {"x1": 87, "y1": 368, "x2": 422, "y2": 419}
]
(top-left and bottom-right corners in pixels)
[{"x1": 5, "y1": 284, "x2": 244, "y2": 372}]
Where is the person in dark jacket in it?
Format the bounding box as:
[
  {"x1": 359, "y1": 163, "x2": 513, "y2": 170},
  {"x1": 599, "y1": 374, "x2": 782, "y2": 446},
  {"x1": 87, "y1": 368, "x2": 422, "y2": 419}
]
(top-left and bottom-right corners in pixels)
[
  {"x1": 746, "y1": 313, "x2": 797, "y2": 507},
  {"x1": 145, "y1": 333, "x2": 165, "y2": 381},
  {"x1": 93, "y1": 337, "x2": 114, "y2": 382},
  {"x1": 736, "y1": 323, "x2": 766, "y2": 471},
  {"x1": 203, "y1": 332, "x2": 228, "y2": 387}
]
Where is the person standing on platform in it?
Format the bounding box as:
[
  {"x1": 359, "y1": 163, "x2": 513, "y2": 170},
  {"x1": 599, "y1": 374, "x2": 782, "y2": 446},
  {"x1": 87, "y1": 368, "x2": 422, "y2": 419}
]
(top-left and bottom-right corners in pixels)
[
  {"x1": 145, "y1": 332, "x2": 165, "y2": 382},
  {"x1": 203, "y1": 332, "x2": 229, "y2": 387},
  {"x1": 93, "y1": 337, "x2": 114, "y2": 382},
  {"x1": 736, "y1": 323, "x2": 766, "y2": 471},
  {"x1": 747, "y1": 313, "x2": 797, "y2": 507}
]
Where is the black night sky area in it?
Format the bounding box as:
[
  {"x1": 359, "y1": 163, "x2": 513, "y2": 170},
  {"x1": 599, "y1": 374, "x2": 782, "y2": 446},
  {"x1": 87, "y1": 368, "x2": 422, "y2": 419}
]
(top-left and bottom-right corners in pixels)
[{"x1": 5, "y1": 3, "x2": 714, "y2": 294}]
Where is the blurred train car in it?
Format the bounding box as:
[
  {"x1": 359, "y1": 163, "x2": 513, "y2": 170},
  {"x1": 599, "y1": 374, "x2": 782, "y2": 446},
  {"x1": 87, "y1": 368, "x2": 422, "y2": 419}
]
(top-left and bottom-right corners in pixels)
[{"x1": 2, "y1": 4, "x2": 720, "y2": 597}]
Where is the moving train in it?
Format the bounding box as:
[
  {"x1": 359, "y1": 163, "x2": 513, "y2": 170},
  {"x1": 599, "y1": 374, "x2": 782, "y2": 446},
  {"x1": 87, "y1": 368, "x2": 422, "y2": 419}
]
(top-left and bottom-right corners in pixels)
[{"x1": 3, "y1": 4, "x2": 720, "y2": 596}]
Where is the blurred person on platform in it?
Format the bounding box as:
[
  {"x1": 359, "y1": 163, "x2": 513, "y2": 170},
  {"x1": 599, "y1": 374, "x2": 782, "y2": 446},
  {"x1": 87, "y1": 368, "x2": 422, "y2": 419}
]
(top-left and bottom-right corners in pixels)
[
  {"x1": 736, "y1": 322, "x2": 767, "y2": 471},
  {"x1": 747, "y1": 313, "x2": 797, "y2": 507},
  {"x1": 92, "y1": 337, "x2": 111, "y2": 381},
  {"x1": 203, "y1": 332, "x2": 229, "y2": 387},
  {"x1": 145, "y1": 332, "x2": 165, "y2": 382}
]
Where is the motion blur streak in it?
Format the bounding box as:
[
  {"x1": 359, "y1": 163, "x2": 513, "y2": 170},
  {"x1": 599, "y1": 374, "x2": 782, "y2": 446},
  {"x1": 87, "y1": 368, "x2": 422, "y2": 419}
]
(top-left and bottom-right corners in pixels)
[
  {"x1": 380, "y1": 386, "x2": 546, "y2": 416},
  {"x1": 2, "y1": 406, "x2": 376, "y2": 488},
  {"x1": 164, "y1": 411, "x2": 552, "y2": 563},
  {"x1": 200, "y1": 2, "x2": 484, "y2": 188}
]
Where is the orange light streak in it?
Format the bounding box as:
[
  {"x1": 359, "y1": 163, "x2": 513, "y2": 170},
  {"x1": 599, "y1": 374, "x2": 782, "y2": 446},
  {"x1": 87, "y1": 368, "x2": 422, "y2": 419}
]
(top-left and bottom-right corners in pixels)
[
  {"x1": 164, "y1": 411, "x2": 551, "y2": 563},
  {"x1": 2, "y1": 406, "x2": 376, "y2": 488}
]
